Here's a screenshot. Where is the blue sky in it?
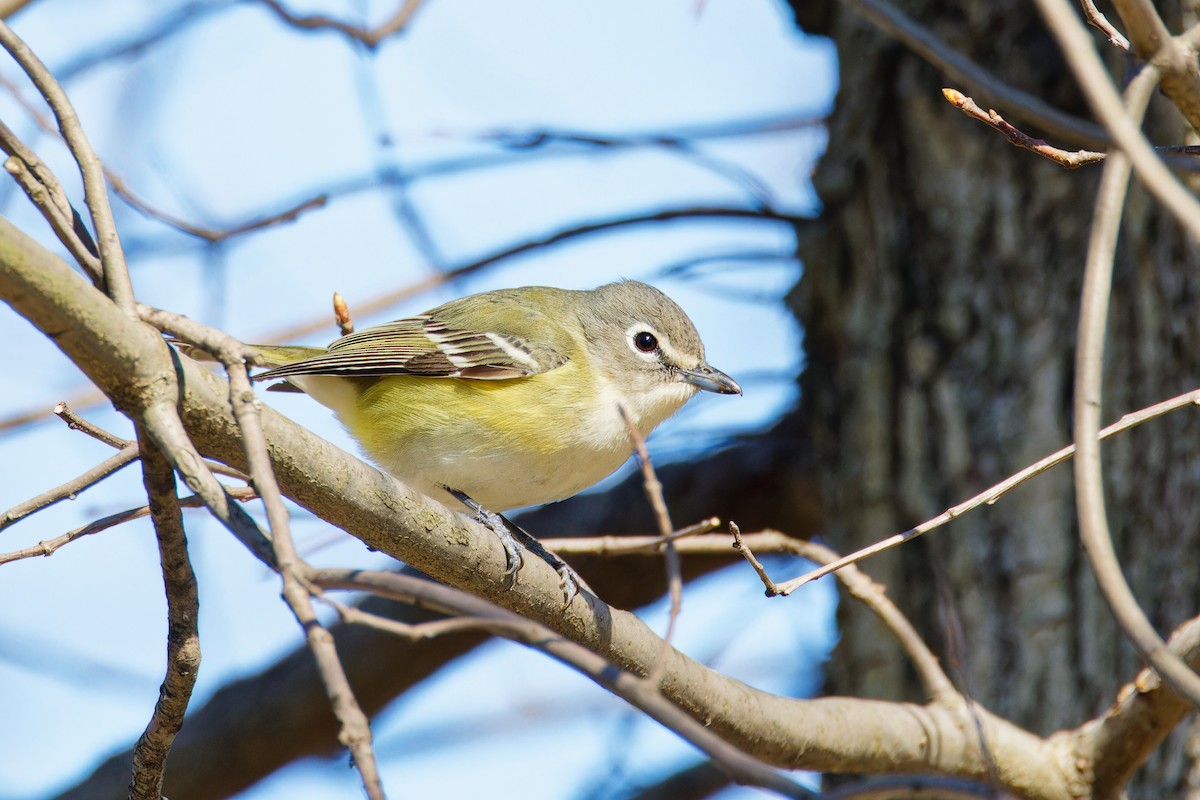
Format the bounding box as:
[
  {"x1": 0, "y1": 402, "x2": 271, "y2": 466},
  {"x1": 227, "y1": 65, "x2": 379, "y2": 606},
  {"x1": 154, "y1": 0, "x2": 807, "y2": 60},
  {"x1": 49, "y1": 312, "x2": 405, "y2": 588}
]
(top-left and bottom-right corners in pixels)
[{"x1": 0, "y1": 2, "x2": 838, "y2": 797}]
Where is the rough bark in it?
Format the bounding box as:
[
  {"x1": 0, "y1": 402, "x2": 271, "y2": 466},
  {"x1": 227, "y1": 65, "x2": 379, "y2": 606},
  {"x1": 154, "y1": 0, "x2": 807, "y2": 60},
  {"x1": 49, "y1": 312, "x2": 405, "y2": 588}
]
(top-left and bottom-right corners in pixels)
[{"x1": 790, "y1": 0, "x2": 1200, "y2": 794}]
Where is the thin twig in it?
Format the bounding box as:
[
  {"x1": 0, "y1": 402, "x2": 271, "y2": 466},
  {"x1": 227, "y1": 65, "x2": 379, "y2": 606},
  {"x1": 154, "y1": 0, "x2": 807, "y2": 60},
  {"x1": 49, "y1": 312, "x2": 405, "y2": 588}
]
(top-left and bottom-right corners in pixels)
[
  {"x1": 845, "y1": 0, "x2": 1107, "y2": 147},
  {"x1": 0, "y1": 443, "x2": 139, "y2": 532},
  {"x1": 0, "y1": 486, "x2": 258, "y2": 567},
  {"x1": 141, "y1": 305, "x2": 385, "y2": 797},
  {"x1": 54, "y1": 401, "x2": 132, "y2": 448},
  {"x1": 1079, "y1": 0, "x2": 1131, "y2": 49},
  {"x1": 109, "y1": 172, "x2": 328, "y2": 242},
  {"x1": 1069, "y1": 58, "x2": 1200, "y2": 705},
  {"x1": 1035, "y1": 0, "x2": 1200, "y2": 242},
  {"x1": 140, "y1": 400, "x2": 277, "y2": 566},
  {"x1": 254, "y1": 0, "x2": 426, "y2": 49},
  {"x1": 482, "y1": 125, "x2": 778, "y2": 210},
  {"x1": 728, "y1": 529, "x2": 956, "y2": 702},
  {"x1": 539, "y1": 517, "x2": 722, "y2": 555},
  {"x1": 0, "y1": 21, "x2": 134, "y2": 312},
  {"x1": 312, "y1": 568, "x2": 816, "y2": 799},
  {"x1": 783, "y1": 383, "x2": 1200, "y2": 591},
  {"x1": 942, "y1": 88, "x2": 1107, "y2": 168},
  {"x1": 127, "y1": 432, "x2": 200, "y2": 800},
  {"x1": 943, "y1": 87, "x2": 1200, "y2": 168},
  {"x1": 325, "y1": 596, "x2": 500, "y2": 641},
  {"x1": 927, "y1": 551, "x2": 1000, "y2": 786},
  {"x1": 729, "y1": 522, "x2": 778, "y2": 591},
  {"x1": 1108, "y1": 0, "x2": 1200, "y2": 131},
  {"x1": 618, "y1": 404, "x2": 683, "y2": 687},
  {"x1": 52, "y1": 402, "x2": 248, "y2": 481},
  {"x1": 0, "y1": 71, "x2": 327, "y2": 245},
  {"x1": 0, "y1": 124, "x2": 102, "y2": 279}
]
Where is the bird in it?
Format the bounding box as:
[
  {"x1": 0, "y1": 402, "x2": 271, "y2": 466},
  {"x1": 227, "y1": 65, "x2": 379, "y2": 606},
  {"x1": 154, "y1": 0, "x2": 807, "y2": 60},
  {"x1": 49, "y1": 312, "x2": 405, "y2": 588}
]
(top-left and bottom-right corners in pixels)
[{"x1": 249, "y1": 280, "x2": 741, "y2": 602}]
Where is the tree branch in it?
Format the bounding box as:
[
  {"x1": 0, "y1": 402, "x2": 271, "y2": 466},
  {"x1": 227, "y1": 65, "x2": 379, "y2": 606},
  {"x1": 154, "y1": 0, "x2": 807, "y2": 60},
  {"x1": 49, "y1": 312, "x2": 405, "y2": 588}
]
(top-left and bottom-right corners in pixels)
[
  {"x1": 1034, "y1": 0, "x2": 1200, "y2": 242},
  {"x1": 313, "y1": 568, "x2": 815, "y2": 799},
  {"x1": 127, "y1": 432, "x2": 200, "y2": 799},
  {"x1": 0, "y1": 20, "x2": 133, "y2": 311},
  {"x1": 1109, "y1": 0, "x2": 1200, "y2": 131},
  {"x1": 253, "y1": 0, "x2": 425, "y2": 49},
  {"x1": 0, "y1": 443, "x2": 138, "y2": 532},
  {"x1": 1066, "y1": 43, "x2": 1200, "y2": 704},
  {"x1": 842, "y1": 0, "x2": 1108, "y2": 147}
]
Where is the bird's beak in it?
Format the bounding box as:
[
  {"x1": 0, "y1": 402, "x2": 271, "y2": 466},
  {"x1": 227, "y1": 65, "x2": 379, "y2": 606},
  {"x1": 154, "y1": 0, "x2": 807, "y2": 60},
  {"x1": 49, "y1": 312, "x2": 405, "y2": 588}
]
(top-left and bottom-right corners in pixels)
[{"x1": 678, "y1": 363, "x2": 742, "y2": 395}]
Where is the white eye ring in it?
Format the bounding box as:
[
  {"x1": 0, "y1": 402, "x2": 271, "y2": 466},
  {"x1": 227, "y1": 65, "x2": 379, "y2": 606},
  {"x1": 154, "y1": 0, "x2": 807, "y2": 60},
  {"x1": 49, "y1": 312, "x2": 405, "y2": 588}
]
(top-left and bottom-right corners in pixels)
[{"x1": 625, "y1": 324, "x2": 663, "y2": 360}]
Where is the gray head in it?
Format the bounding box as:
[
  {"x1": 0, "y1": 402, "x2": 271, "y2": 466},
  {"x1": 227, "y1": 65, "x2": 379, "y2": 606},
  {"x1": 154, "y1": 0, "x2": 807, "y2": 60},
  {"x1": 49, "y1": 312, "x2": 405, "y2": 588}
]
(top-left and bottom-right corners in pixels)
[{"x1": 579, "y1": 280, "x2": 741, "y2": 398}]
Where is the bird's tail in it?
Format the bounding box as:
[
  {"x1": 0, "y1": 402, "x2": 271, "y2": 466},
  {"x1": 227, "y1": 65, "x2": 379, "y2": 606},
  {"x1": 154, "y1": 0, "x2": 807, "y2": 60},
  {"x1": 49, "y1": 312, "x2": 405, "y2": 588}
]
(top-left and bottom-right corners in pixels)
[{"x1": 173, "y1": 341, "x2": 324, "y2": 383}]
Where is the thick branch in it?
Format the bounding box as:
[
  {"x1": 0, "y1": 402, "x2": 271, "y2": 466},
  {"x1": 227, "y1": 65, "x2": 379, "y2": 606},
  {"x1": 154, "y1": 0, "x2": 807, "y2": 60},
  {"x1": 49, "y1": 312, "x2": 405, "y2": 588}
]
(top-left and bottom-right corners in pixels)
[{"x1": 0, "y1": 213, "x2": 1076, "y2": 796}]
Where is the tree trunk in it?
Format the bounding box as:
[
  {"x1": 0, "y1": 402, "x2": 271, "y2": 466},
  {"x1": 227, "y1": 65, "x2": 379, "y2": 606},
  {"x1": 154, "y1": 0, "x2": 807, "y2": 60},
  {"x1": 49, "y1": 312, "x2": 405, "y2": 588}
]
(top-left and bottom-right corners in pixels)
[{"x1": 789, "y1": 0, "x2": 1200, "y2": 793}]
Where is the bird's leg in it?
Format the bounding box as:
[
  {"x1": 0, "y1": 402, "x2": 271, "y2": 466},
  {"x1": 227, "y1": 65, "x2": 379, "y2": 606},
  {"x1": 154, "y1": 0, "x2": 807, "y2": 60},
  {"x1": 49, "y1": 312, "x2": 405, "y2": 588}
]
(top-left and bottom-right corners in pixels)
[
  {"x1": 446, "y1": 488, "x2": 589, "y2": 608},
  {"x1": 446, "y1": 488, "x2": 523, "y2": 581}
]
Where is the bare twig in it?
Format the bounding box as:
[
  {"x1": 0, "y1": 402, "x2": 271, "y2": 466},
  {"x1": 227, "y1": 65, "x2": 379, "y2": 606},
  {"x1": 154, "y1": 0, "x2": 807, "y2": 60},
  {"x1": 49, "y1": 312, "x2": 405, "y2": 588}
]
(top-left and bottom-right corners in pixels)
[
  {"x1": 1108, "y1": 0, "x2": 1200, "y2": 131},
  {"x1": 0, "y1": 443, "x2": 139, "y2": 533},
  {"x1": 1069, "y1": 58, "x2": 1200, "y2": 705},
  {"x1": 729, "y1": 522, "x2": 779, "y2": 591},
  {"x1": 0, "y1": 21, "x2": 133, "y2": 312},
  {"x1": 253, "y1": 204, "x2": 807, "y2": 343},
  {"x1": 329, "y1": 598, "x2": 499, "y2": 642},
  {"x1": 109, "y1": 173, "x2": 328, "y2": 242},
  {"x1": 0, "y1": 71, "x2": 326, "y2": 245},
  {"x1": 928, "y1": 552, "x2": 1001, "y2": 787},
  {"x1": 1035, "y1": 0, "x2": 1200, "y2": 242},
  {"x1": 944, "y1": 87, "x2": 1200, "y2": 168},
  {"x1": 140, "y1": 399, "x2": 277, "y2": 566},
  {"x1": 312, "y1": 568, "x2": 816, "y2": 799},
  {"x1": 0, "y1": 485, "x2": 258, "y2": 567},
  {"x1": 0, "y1": 137, "x2": 102, "y2": 280},
  {"x1": 844, "y1": 0, "x2": 1107, "y2": 147},
  {"x1": 1079, "y1": 0, "x2": 1131, "y2": 49},
  {"x1": 0, "y1": 106, "x2": 101, "y2": 273},
  {"x1": 0, "y1": 387, "x2": 105, "y2": 436},
  {"x1": 470, "y1": 113, "x2": 824, "y2": 149},
  {"x1": 728, "y1": 529, "x2": 956, "y2": 702},
  {"x1": 54, "y1": 401, "x2": 132, "y2": 448},
  {"x1": 481, "y1": 125, "x2": 779, "y2": 209},
  {"x1": 943, "y1": 88, "x2": 1107, "y2": 168},
  {"x1": 141, "y1": 305, "x2": 385, "y2": 797},
  {"x1": 254, "y1": 0, "x2": 426, "y2": 49},
  {"x1": 53, "y1": 401, "x2": 248, "y2": 481},
  {"x1": 618, "y1": 405, "x2": 683, "y2": 686},
  {"x1": 127, "y1": 433, "x2": 200, "y2": 800},
  {"x1": 539, "y1": 517, "x2": 722, "y2": 555},
  {"x1": 784, "y1": 383, "x2": 1200, "y2": 591}
]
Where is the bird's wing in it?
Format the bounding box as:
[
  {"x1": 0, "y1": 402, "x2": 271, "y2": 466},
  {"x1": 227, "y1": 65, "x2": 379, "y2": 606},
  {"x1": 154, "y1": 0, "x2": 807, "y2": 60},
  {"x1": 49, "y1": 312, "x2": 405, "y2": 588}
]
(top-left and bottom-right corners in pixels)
[{"x1": 255, "y1": 314, "x2": 568, "y2": 381}]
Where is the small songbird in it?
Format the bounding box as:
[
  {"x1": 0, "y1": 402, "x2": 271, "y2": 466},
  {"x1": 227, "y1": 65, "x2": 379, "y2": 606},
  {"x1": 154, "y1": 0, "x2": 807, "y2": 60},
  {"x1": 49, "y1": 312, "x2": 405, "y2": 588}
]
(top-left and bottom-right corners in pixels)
[{"x1": 250, "y1": 280, "x2": 741, "y2": 599}]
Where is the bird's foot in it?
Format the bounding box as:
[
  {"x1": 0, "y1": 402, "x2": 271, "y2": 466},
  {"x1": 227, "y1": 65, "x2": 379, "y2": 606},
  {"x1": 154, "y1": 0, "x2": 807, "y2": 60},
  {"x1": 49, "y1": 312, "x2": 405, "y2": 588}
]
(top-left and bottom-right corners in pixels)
[
  {"x1": 446, "y1": 487, "x2": 587, "y2": 607},
  {"x1": 448, "y1": 489, "x2": 523, "y2": 584}
]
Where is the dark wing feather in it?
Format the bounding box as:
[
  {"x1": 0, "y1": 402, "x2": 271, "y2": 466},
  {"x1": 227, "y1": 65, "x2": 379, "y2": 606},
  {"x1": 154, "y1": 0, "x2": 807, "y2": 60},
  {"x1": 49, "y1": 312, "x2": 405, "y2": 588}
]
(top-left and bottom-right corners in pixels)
[{"x1": 256, "y1": 314, "x2": 568, "y2": 382}]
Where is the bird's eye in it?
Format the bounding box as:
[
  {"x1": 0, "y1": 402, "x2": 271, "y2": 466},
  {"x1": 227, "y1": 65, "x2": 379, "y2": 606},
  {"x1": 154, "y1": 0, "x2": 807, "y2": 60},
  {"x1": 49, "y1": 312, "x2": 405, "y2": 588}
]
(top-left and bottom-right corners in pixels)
[{"x1": 633, "y1": 331, "x2": 659, "y2": 353}]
